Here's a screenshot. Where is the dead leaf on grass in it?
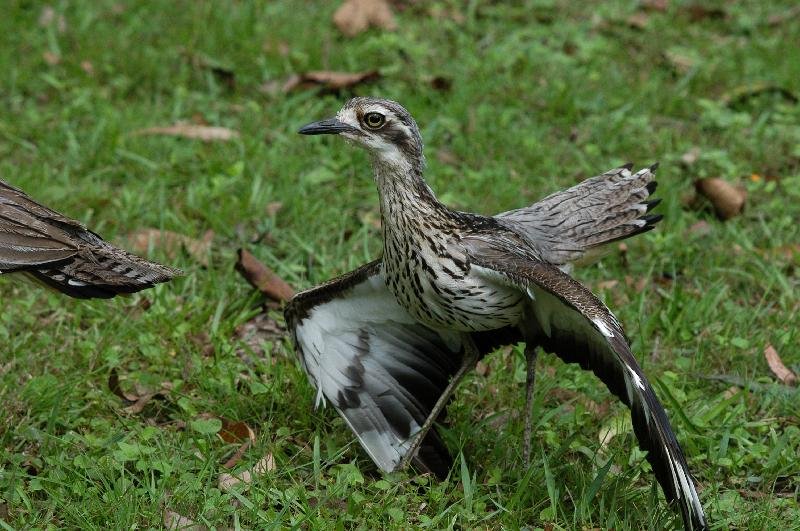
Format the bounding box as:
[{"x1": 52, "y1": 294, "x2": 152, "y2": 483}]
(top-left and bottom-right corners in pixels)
[
  {"x1": 128, "y1": 229, "x2": 214, "y2": 267},
  {"x1": 163, "y1": 509, "x2": 206, "y2": 531},
  {"x1": 265, "y1": 201, "x2": 283, "y2": 217},
  {"x1": 235, "y1": 248, "x2": 295, "y2": 303},
  {"x1": 234, "y1": 312, "x2": 286, "y2": 360},
  {"x1": 694, "y1": 178, "x2": 746, "y2": 220},
  {"x1": 42, "y1": 51, "x2": 61, "y2": 66},
  {"x1": 626, "y1": 12, "x2": 650, "y2": 30},
  {"x1": 639, "y1": 0, "x2": 668, "y2": 12},
  {"x1": 680, "y1": 146, "x2": 701, "y2": 166},
  {"x1": 720, "y1": 83, "x2": 798, "y2": 108},
  {"x1": 219, "y1": 453, "x2": 276, "y2": 491},
  {"x1": 133, "y1": 124, "x2": 240, "y2": 142},
  {"x1": 277, "y1": 70, "x2": 380, "y2": 94},
  {"x1": 682, "y1": 5, "x2": 727, "y2": 22},
  {"x1": 108, "y1": 368, "x2": 171, "y2": 414},
  {"x1": 686, "y1": 220, "x2": 712, "y2": 237},
  {"x1": 764, "y1": 344, "x2": 797, "y2": 386},
  {"x1": 333, "y1": 0, "x2": 397, "y2": 37}
]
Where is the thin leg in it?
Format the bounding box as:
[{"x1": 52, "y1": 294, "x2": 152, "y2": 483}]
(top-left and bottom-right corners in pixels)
[
  {"x1": 523, "y1": 343, "x2": 538, "y2": 467},
  {"x1": 399, "y1": 337, "x2": 481, "y2": 471}
]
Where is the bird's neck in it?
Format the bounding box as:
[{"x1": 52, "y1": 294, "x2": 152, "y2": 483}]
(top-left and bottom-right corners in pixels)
[{"x1": 371, "y1": 154, "x2": 447, "y2": 233}]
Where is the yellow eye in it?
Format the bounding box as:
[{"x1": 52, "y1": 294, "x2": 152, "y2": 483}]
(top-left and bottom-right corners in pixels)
[{"x1": 364, "y1": 112, "x2": 385, "y2": 129}]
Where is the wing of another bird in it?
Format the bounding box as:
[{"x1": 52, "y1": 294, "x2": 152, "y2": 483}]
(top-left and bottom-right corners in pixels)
[
  {"x1": 494, "y1": 164, "x2": 662, "y2": 266},
  {"x1": 463, "y1": 234, "x2": 707, "y2": 531},
  {"x1": 0, "y1": 178, "x2": 181, "y2": 298}
]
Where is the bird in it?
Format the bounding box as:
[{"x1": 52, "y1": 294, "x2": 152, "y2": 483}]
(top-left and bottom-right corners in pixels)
[
  {"x1": 0, "y1": 178, "x2": 180, "y2": 298},
  {"x1": 286, "y1": 97, "x2": 707, "y2": 530}
]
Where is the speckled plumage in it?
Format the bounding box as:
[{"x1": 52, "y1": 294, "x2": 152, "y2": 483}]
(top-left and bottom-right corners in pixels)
[{"x1": 288, "y1": 98, "x2": 707, "y2": 530}]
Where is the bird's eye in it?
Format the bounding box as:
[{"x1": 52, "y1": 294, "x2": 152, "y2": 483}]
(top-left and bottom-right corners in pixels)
[{"x1": 364, "y1": 112, "x2": 385, "y2": 129}]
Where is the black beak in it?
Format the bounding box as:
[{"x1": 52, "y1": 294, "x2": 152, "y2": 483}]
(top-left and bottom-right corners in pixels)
[{"x1": 298, "y1": 118, "x2": 358, "y2": 135}]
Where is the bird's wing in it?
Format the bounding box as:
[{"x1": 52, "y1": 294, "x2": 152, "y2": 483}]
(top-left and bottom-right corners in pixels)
[
  {"x1": 0, "y1": 180, "x2": 81, "y2": 269},
  {"x1": 463, "y1": 234, "x2": 707, "y2": 531},
  {"x1": 0, "y1": 179, "x2": 180, "y2": 298},
  {"x1": 285, "y1": 259, "x2": 516, "y2": 478},
  {"x1": 494, "y1": 164, "x2": 661, "y2": 266}
]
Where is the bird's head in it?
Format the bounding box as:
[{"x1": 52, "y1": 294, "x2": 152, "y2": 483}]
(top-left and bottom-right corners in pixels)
[{"x1": 299, "y1": 97, "x2": 424, "y2": 169}]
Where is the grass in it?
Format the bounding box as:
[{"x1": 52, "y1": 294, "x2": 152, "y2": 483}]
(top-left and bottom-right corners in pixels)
[{"x1": 1, "y1": 0, "x2": 799, "y2": 528}]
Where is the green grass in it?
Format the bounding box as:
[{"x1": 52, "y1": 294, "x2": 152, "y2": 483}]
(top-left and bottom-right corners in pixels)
[{"x1": 1, "y1": 0, "x2": 799, "y2": 528}]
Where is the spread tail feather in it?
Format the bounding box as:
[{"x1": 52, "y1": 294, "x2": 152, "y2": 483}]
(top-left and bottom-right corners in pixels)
[{"x1": 496, "y1": 164, "x2": 662, "y2": 265}]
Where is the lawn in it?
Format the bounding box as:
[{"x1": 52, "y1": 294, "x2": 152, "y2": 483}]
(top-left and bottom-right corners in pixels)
[{"x1": 1, "y1": 1, "x2": 799, "y2": 529}]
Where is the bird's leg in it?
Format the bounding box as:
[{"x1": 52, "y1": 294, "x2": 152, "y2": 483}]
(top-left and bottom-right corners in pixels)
[
  {"x1": 523, "y1": 343, "x2": 538, "y2": 467},
  {"x1": 399, "y1": 336, "x2": 481, "y2": 471}
]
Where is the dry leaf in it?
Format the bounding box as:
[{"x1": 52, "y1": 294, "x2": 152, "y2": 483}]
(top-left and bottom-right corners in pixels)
[
  {"x1": 80, "y1": 60, "x2": 94, "y2": 76},
  {"x1": 682, "y1": 5, "x2": 726, "y2": 21},
  {"x1": 475, "y1": 361, "x2": 490, "y2": 377},
  {"x1": 664, "y1": 50, "x2": 696, "y2": 73},
  {"x1": 133, "y1": 124, "x2": 239, "y2": 142},
  {"x1": 265, "y1": 201, "x2": 283, "y2": 217},
  {"x1": 42, "y1": 51, "x2": 60, "y2": 66},
  {"x1": 436, "y1": 149, "x2": 460, "y2": 166},
  {"x1": 235, "y1": 248, "x2": 295, "y2": 303},
  {"x1": 163, "y1": 510, "x2": 206, "y2": 531},
  {"x1": 681, "y1": 146, "x2": 701, "y2": 166},
  {"x1": 128, "y1": 229, "x2": 213, "y2": 267},
  {"x1": 597, "y1": 280, "x2": 619, "y2": 290},
  {"x1": 219, "y1": 453, "x2": 276, "y2": 491},
  {"x1": 764, "y1": 345, "x2": 797, "y2": 386},
  {"x1": 687, "y1": 220, "x2": 712, "y2": 237},
  {"x1": 235, "y1": 312, "x2": 286, "y2": 360},
  {"x1": 640, "y1": 0, "x2": 668, "y2": 12},
  {"x1": 278, "y1": 70, "x2": 380, "y2": 93},
  {"x1": 626, "y1": 12, "x2": 650, "y2": 30},
  {"x1": 108, "y1": 368, "x2": 170, "y2": 414},
  {"x1": 333, "y1": 0, "x2": 397, "y2": 37},
  {"x1": 694, "y1": 178, "x2": 746, "y2": 220}
]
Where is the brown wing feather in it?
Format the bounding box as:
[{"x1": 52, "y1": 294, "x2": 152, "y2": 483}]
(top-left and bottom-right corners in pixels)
[{"x1": 0, "y1": 179, "x2": 180, "y2": 298}]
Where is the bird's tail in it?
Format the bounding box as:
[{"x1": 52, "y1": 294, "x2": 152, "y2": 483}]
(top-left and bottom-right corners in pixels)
[
  {"x1": 496, "y1": 163, "x2": 662, "y2": 265},
  {"x1": 26, "y1": 245, "x2": 181, "y2": 299}
]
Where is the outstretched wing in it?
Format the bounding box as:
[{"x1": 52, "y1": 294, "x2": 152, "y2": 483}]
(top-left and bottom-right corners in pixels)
[
  {"x1": 0, "y1": 179, "x2": 180, "y2": 298},
  {"x1": 464, "y1": 235, "x2": 707, "y2": 531},
  {"x1": 285, "y1": 260, "x2": 464, "y2": 478},
  {"x1": 495, "y1": 164, "x2": 662, "y2": 266}
]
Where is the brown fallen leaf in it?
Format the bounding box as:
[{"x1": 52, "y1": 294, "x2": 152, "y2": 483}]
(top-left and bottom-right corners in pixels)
[
  {"x1": 163, "y1": 509, "x2": 206, "y2": 531},
  {"x1": 265, "y1": 201, "x2": 283, "y2": 217},
  {"x1": 664, "y1": 49, "x2": 696, "y2": 73},
  {"x1": 128, "y1": 229, "x2": 213, "y2": 267},
  {"x1": 694, "y1": 178, "x2": 746, "y2": 220},
  {"x1": 108, "y1": 368, "x2": 170, "y2": 414},
  {"x1": 333, "y1": 0, "x2": 397, "y2": 37},
  {"x1": 475, "y1": 360, "x2": 490, "y2": 377},
  {"x1": 133, "y1": 124, "x2": 240, "y2": 142},
  {"x1": 680, "y1": 146, "x2": 701, "y2": 166},
  {"x1": 764, "y1": 345, "x2": 797, "y2": 386},
  {"x1": 43, "y1": 51, "x2": 61, "y2": 66},
  {"x1": 687, "y1": 220, "x2": 712, "y2": 237},
  {"x1": 235, "y1": 248, "x2": 295, "y2": 303},
  {"x1": 278, "y1": 70, "x2": 380, "y2": 94},
  {"x1": 682, "y1": 5, "x2": 726, "y2": 21},
  {"x1": 639, "y1": 0, "x2": 669, "y2": 12},
  {"x1": 219, "y1": 453, "x2": 276, "y2": 491},
  {"x1": 626, "y1": 12, "x2": 650, "y2": 30}
]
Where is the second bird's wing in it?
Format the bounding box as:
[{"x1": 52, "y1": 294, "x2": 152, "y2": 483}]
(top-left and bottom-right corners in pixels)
[
  {"x1": 463, "y1": 234, "x2": 707, "y2": 531},
  {"x1": 494, "y1": 164, "x2": 662, "y2": 266},
  {"x1": 0, "y1": 179, "x2": 180, "y2": 298}
]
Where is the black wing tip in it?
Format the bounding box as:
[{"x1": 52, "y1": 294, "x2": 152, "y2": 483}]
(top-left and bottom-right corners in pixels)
[
  {"x1": 641, "y1": 213, "x2": 664, "y2": 226},
  {"x1": 621, "y1": 162, "x2": 634, "y2": 170},
  {"x1": 644, "y1": 198, "x2": 662, "y2": 212},
  {"x1": 646, "y1": 180, "x2": 659, "y2": 195},
  {"x1": 649, "y1": 161, "x2": 660, "y2": 172}
]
